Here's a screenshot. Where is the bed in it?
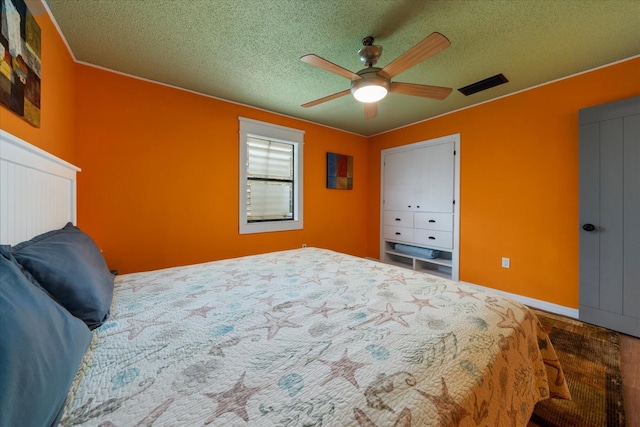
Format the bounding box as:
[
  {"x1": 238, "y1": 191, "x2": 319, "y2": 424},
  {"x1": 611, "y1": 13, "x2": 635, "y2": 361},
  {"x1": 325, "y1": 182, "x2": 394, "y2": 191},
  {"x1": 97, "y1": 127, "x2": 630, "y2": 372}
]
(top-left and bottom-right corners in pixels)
[{"x1": 0, "y1": 131, "x2": 570, "y2": 427}]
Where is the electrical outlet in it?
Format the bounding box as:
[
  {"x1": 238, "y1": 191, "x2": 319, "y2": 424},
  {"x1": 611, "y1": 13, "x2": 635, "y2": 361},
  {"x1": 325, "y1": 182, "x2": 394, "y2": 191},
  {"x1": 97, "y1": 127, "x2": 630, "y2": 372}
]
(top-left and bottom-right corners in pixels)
[
  {"x1": 501, "y1": 257, "x2": 510, "y2": 268},
  {"x1": 302, "y1": 243, "x2": 307, "y2": 248}
]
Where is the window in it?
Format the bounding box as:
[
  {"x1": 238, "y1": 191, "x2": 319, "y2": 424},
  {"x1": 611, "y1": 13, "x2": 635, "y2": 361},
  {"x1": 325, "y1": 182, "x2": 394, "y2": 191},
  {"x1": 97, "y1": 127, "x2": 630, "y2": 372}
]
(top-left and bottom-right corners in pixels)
[
  {"x1": 246, "y1": 137, "x2": 293, "y2": 221},
  {"x1": 239, "y1": 117, "x2": 304, "y2": 234}
]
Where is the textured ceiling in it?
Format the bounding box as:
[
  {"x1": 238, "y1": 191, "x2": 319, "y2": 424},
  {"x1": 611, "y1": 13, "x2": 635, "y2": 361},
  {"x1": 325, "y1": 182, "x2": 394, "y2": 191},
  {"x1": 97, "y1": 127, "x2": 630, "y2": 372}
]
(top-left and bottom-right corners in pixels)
[{"x1": 44, "y1": 0, "x2": 640, "y2": 136}]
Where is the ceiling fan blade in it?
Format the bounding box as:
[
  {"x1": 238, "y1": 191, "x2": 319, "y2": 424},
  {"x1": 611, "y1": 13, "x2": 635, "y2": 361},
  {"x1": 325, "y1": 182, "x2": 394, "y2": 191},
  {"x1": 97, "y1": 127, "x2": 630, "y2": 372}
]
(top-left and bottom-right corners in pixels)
[
  {"x1": 390, "y1": 82, "x2": 452, "y2": 100},
  {"x1": 301, "y1": 89, "x2": 351, "y2": 108},
  {"x1": 365, "y1": 102, "x2": 377, "y2": 119},
  {"x1": 300, "y1": 54, "x2": 361, "y2": 80},
  {"x1": 379, "y1": 32, "x2": 450, "y2": 79}
]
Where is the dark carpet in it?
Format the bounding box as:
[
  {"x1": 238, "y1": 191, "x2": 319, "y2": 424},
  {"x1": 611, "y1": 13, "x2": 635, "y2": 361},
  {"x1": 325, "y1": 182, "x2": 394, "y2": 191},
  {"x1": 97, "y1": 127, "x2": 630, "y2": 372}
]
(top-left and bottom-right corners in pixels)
[{"x1": 530, "y1": 309, "x2": 626, "y2": 427}]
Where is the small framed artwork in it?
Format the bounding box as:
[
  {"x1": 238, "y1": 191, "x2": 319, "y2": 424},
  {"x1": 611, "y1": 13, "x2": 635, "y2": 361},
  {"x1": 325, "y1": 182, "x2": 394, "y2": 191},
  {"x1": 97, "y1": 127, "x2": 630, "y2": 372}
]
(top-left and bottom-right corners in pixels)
[
  {"x1": 326, "y1": 152, "x2": 353, "y2": 190},
  {"x1": 0, "y1": 0, "x2": 42, "y2": 127}
]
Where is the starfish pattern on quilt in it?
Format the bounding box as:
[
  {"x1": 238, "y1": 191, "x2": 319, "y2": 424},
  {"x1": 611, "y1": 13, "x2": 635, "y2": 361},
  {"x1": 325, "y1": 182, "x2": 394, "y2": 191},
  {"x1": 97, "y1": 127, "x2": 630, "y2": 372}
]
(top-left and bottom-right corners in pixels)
[
  {"x1": 204, "y1": 372, "x2": 263, "y2": 423},
  {"x1": 449, "y1": 286, "x2": 481, "y2": 300},
  {"x1": 369, "y1": 303, "x2": 414, "y2": 327},
  {"x1": 219, "y1": 279, "x2": 250, "y2": 291},
  {"x1": 405, "y1": 295, "x2": 438, "y2": 311},
  {"x1": 256, "y1": 293, "x2": 277, "y2": 306},
  {"x1": 248, "y1": 311, "x2": 303, "y2": 340},
  {"x1": 333, "y1": 269, "x2": 350, "y2": 276},
  {"x1": 185, "y1": 304, "x2": 215, "y2": 319},
  {"x1": 416, "y1": 377, "x2": 470, "y2": 425},
  {"x1": 120, "y1": 280, "x2": 155, "y2": 293},
  {"x1": 172, "y1": 274, "x2": 191, "y2": 283},
  {"x1": 305, "y1": 302, "x2": 334, "y2": 318},
  {"x1": 222, "y1": 268, "x2": 241, "y2": 277},
  {"x1": 319, "y1": 349, "x2": 369, "y2": 388},
  {"x1": 488, "y1": 306, "x2": 527, "y2": 340},
  {"x1": 62, "y1": 248, "x2": 571, "y2": 426},
  {"x1": 104, "y1": 313, "x2": 171, "y2": 340},
  {"x1": 300, "y1": 273, "x2": 332, "y2": 286},
  {"x1": 383, "y1": 271, "x2": 411, "y2": 285}
]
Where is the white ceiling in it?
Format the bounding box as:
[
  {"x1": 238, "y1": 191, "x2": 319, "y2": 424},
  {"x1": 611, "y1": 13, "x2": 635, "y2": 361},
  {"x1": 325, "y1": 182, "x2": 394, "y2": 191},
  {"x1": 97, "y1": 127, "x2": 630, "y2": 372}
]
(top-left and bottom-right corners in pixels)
[{"x1": 43, "y1": 0, "x2": 640, "y2": 136}]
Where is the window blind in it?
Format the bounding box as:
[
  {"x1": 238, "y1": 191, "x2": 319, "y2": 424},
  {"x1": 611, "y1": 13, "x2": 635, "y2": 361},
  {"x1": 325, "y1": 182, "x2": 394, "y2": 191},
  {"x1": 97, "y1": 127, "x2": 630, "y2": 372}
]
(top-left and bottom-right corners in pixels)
[{"x1": 246, "y1": 137, "x2": 294, "y2": 221}]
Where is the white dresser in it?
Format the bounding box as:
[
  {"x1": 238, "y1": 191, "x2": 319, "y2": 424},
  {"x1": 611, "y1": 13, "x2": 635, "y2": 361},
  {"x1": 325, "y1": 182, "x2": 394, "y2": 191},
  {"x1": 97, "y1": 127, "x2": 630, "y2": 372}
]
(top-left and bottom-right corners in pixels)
[{"x1": 380, "y1": 134, "x2": 460, "y2": 280}]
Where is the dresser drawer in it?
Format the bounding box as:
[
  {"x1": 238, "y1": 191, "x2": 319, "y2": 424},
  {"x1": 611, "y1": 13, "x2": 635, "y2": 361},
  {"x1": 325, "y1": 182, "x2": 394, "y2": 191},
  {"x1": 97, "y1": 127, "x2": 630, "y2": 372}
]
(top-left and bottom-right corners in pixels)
[
  {"x1": 383, "y1": 225, "x2": 414, "y2": 243},
  {"x1": 383, "y1": 211, "x2": 414, "y2": 227},
  {"x1": 414, "y1": 229, "x2": 453, "y2": 249},
  {"x1": 414, "y1": 212, "x2": 453, "y2": 232}
]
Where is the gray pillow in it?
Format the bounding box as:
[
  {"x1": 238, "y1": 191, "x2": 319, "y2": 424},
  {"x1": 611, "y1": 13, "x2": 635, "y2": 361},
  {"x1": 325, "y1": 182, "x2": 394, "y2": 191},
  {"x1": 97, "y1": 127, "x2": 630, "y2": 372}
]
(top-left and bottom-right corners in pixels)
[
  {"x1": 0, "y1": 245, "x2": 92, "y2": 427},
  {"x1": 12, "y1": 223, "x2": 115, "y2": 329}
]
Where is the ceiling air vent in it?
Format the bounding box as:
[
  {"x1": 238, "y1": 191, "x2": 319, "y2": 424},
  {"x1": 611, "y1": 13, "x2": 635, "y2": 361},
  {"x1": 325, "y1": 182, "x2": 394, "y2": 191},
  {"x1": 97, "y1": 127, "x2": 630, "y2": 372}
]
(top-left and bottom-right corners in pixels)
[{"x1": 458, "y1": 73, "x2": 508, "y2": 96}]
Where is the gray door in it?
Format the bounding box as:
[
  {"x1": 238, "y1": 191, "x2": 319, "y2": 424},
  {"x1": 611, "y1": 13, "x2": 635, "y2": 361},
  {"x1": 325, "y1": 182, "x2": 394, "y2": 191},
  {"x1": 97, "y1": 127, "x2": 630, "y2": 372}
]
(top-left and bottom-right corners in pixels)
[{"x1": 579, "y1": 95, "x2": 640, "y2": 338}]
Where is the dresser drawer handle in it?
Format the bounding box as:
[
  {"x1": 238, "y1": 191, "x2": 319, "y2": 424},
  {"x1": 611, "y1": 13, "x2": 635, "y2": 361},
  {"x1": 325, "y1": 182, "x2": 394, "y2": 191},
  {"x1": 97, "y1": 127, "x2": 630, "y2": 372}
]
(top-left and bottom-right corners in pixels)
[
  {"x1": 428, "y1": 219, "x2": 436, "y2": 223},
  {"x1": 395, "y1": 218, "x2": 401, "y2": 221},
  {"x1": 395, "y1": 232, "x2": 401, "y2": 235},
  {"x1": 428, "y1": 236, "x2": 436, "y2": 240}
]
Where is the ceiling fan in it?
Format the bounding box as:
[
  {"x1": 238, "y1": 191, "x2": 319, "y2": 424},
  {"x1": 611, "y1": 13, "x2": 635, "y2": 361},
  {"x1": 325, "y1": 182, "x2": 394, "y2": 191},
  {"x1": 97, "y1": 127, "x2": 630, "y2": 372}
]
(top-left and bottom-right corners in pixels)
[{"x1": 300, "y1": 32, "x2": 453, "y2": 119}]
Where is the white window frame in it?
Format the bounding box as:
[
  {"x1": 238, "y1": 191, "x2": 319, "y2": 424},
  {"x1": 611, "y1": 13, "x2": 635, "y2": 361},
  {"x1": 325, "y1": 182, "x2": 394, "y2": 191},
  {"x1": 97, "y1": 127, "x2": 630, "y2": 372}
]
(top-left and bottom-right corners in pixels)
[{"x1": 239, "y1": 117, "x2": 304, "y2": 234}]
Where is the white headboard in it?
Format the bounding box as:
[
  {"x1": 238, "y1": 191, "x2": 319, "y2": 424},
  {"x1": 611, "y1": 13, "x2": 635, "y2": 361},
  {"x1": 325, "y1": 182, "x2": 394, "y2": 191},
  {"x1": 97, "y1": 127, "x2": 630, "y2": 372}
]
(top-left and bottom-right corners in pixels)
[{"x1": 0, "y1": 130, "x2": 80, "y2": 245}]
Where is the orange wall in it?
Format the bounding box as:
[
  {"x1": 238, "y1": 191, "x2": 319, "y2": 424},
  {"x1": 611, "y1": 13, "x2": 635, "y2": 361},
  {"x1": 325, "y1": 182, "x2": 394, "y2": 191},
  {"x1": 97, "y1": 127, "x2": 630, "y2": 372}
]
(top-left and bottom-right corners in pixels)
[
  {"x1": 75, "y1": 65, "x2": 368, "y2": 274},
  {"x1": 5, "y1": 8, "x2": 640, "y2": 309},
  {"x1": 0, "y1": 12, "x2": 76, "y2": 163},
  {"x1": 368, "y1": 57, "x2": 640, "y2": 308}
]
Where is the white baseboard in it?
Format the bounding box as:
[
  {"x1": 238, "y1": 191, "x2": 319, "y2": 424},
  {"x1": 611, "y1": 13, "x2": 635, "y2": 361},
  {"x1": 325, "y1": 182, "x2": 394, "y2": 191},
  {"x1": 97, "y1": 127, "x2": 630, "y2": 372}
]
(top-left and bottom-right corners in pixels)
[{"x1": 460, "y1": 281, "x2": 579, "y2": 319}]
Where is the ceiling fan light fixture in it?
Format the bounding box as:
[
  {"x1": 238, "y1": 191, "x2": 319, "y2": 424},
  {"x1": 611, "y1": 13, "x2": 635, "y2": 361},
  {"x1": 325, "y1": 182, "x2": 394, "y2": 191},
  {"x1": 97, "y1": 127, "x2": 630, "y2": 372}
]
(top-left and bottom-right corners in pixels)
[
  {"x1": 301, "y1": 32, "x2": 452, "y2": 115},
  {"x1": 351, "y1": 69, "x2": 390, "y2": 103},
  {"x1": 352, "y1": 83, "x2": 388, "y2": 103}
]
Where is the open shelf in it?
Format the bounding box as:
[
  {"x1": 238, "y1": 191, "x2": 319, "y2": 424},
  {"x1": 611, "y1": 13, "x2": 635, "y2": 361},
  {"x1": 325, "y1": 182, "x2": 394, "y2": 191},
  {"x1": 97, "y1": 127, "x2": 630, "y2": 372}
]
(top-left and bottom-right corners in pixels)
[
  {"x1": 415, "y1": 259, "x2": 452, "y2": 278},
  {"x1": 382, "y1": 241, "x2": 453, "y2": 279},
  {"x1": 385, "y1": 249, "x2": 452, "y2": 267},
  {"x1": 383, "y1": 252, "x2": 415, "y2": 269}
]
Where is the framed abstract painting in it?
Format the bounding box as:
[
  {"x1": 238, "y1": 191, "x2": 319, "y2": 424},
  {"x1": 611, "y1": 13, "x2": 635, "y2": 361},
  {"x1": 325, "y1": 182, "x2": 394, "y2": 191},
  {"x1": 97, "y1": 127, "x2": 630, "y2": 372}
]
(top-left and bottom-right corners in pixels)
[
  {"x1": 0, "y1": 0, "x2": 41, "y2": 127},
  {"x1": 326, "y1": 152, "x2": 353, "y2": 190}
]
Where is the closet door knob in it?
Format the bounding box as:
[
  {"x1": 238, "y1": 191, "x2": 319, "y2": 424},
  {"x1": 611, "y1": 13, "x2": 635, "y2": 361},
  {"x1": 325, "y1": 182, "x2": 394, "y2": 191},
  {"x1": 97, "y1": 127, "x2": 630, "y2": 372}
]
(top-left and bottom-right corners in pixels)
[{"x1": 582, "y1": 223, "x2": 596, "y2": 232}]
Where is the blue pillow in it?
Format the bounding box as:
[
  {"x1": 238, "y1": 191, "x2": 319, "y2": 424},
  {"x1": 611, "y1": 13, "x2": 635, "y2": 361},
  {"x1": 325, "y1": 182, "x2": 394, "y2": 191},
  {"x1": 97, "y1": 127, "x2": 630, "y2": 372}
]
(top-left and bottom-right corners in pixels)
[
  {"x1": 0, "y1": 246, "x2": 92, "y2": 427},
  {"x1": 12, "y1": 223, "x2": 115, "y2": 329}
]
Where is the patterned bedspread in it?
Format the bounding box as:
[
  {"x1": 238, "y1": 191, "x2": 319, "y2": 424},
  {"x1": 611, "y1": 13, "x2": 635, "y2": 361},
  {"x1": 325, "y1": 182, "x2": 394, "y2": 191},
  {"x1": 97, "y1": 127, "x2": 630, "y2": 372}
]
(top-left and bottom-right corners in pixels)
[{"x1": 61, "y1": 248, "x2": 570, "y2": 427}]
